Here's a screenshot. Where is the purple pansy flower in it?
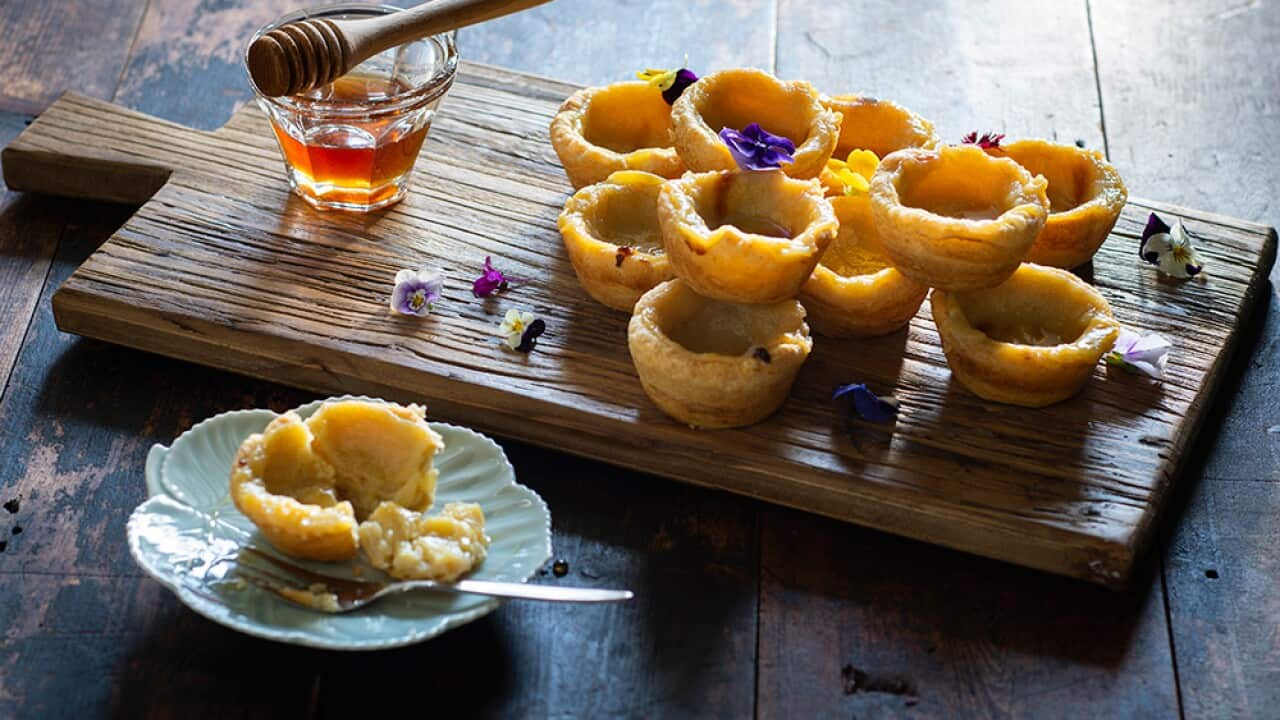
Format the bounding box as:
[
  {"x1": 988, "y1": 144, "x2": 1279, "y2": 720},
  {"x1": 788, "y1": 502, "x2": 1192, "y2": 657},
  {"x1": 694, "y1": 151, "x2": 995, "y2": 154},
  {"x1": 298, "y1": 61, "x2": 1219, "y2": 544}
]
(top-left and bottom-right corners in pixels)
[
  {"x1": 718, "y1": 123, "x2": 796, "y2": 171},
  {"x1": 832, "y1": 383, "x2": 899, "y2": 424},
  {"x1": 390, "y1": 269, "x2": 443, "y2": 317},
  {"x1": 1140, "y1": 213, "x2": 1204, "y2": 279},
  {"x1": 1104, "y1": 329, "x2": 1171, "y2": 379},
  {"x1": 472, "y1": 256, "x2": 523, "y2": 298}
]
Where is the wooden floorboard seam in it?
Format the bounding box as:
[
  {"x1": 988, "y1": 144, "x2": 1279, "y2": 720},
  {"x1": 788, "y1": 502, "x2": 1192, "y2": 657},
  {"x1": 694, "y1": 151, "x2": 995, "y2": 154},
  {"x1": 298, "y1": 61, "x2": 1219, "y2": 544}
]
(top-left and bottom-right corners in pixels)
[{"x1": 1084, "y1": 0, "x2": 1112, "y2": 160}]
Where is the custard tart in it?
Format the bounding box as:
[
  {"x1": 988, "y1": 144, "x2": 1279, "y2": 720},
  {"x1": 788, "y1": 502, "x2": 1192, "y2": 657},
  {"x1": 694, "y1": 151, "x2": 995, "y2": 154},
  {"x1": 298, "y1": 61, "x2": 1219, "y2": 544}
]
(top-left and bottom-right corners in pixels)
[
  {"x1": 670, "y1": 68, "x2": 840, "y2": 179},
  {"x1": 799, "y1": 195, "x2": 928, "y2": 337},
  {"x1": 629, "y1": 279, "x2": 813, "y2": 428},
  {"x1": 818, "y1": 94, "x2": 937, "y2": 195},
  {"x1": 230, "y1": 400, "x2": 441, "y2": 561},
  {"x1": 558, "y1": 170, "x2": 673, "y2": 311},
  {"x1": 931, "y1": 263, "x2": 1119, "y2": 407},
  {"x1": 995, "y1": 139, "x2": 1128, "y2": 269},
  {"x1": 550, "y1": 81, "x2": 686, "y2": 189},
  {"x1": 870, "y1": 145, "x2": 1050, "y2": 290},
  {"x1": 657, "y1": 169, "x2": 838, "y2": 304}
]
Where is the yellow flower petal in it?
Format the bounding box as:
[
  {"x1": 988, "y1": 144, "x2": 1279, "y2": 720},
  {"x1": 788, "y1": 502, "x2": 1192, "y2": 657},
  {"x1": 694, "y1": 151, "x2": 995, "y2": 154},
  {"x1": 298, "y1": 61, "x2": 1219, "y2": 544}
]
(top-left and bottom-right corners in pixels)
[
  {"x1": 636, "y1": 68, "x2": 677, "y2": 91},
  {"x1": 845, "y1": 149, "x2": 880, "y2": 180}
]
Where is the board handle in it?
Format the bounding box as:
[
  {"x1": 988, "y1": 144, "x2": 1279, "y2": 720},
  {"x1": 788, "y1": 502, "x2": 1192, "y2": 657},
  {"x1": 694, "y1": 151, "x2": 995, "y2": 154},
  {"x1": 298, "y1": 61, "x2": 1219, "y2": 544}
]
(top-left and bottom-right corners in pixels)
[{"x1": 1, "y1": 91, "x2": 207, "y2": 204}]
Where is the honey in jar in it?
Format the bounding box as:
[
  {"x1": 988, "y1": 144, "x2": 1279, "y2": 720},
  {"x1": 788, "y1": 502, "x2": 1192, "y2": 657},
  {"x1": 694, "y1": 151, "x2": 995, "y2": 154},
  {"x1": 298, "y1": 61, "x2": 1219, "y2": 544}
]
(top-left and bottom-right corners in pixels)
[
  {"x1": 249, "y1": 5, "x2": 459, "y2": 212},
  {"x1": 268, "y1": 76, "x2": 433, "y2": 210}
]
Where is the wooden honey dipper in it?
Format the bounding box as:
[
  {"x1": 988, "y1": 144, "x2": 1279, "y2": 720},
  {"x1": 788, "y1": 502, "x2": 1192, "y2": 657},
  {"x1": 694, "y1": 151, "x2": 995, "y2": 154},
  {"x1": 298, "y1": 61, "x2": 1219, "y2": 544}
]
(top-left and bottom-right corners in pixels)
[{"x1": 248, "y1": 0, "x2": 552, "y2": 97}]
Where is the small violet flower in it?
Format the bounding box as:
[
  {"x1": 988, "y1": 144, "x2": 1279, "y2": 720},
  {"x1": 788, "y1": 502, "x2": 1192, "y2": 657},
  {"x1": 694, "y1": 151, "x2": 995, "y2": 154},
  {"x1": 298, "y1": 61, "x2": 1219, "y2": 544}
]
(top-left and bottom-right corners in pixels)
[
  {"x1": 718, "y1": 123, "x2": 796, "y2": 171},
  {"x1": 961, "y1": 131, "x2": 1005, "y2": 150},
  {"x1": 389, "y1": 268, "x2": 443, "y2": 317},
  {"x1": 472, "y1": 256, "x2": 523, "y2": 298},
  {"x1": 832, "y1": 383, "x2": 899, "y2": 424},
  {"x1": 1104, "y1": 329, "x2": 1171, "y2": 379},
  {"x1": 825, "y1": 148, "x2": 880, "y2": 195},
  {"x1": 498, "y1": 308, "x2": 546, "y2": 353},
  {"x1": 636, "y1": 66, "x2": 699, "y2": 104},
  {"x1": 1140, "y1": 213, "x2": 1205, "y2": 279}
]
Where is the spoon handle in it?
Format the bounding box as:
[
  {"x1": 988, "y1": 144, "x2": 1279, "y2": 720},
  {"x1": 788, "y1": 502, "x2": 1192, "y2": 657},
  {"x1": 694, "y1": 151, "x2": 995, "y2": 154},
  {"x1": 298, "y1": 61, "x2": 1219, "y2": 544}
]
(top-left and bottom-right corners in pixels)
[{"x1": 341, "y1": 0, "x2": 552, "y2": 65}]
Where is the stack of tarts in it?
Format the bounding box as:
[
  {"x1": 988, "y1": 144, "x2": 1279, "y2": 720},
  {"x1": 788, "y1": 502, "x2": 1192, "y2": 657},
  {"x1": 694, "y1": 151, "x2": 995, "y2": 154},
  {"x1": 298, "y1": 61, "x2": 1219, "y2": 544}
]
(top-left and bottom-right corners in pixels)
[{"x1": 550, "y1": 66, "x2": 1129, "y2": 427}]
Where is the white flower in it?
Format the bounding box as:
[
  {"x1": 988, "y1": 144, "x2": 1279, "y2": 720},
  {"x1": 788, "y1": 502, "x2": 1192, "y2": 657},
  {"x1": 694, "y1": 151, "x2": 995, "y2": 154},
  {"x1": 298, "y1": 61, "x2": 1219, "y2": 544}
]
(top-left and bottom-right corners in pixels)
[
  {"x1": 1104, "y1": 329, "x2": 1172, "y2": 379},
  {"x1": 498, "y1": 308, "x2": 535, "y2": 350},
  {"x1": 1141, "y1": 214, "x2": 1204, "y2": 279}
]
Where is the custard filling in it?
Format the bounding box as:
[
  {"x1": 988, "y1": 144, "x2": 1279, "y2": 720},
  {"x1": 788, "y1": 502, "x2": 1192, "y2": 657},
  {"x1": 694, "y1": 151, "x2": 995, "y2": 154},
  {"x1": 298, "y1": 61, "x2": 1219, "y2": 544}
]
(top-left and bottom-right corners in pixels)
[
  {"x1": 655, "y1": 283, "x2": 803, "y2": 356},
  {"x1": 583, "y1": 183, "x2": 665, "y2": 253},
  {"x1": 581, "y1": 84, "x2": 674, "y2": 153}
]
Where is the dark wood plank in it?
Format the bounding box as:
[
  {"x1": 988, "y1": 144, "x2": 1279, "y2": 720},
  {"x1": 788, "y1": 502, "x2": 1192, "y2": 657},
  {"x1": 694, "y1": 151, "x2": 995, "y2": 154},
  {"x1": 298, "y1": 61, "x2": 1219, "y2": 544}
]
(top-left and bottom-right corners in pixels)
[
  {"x1": 0, "y1": 0, "x2": 768, "y2": 716},
  {"x1": 776, "y1": 0, "x2": 1103, "y2": 145},
  {"x1": 757, "y1": 1, "x2": 1181, "y2": 715},
  {"x1": 1092, "y1": 1, "x2": 1280, "y2": 715},
  {"x1": 0, "y1": 0, "x2": 149, "y2": 109},
  {"x1": 0, "y1": 112, "x2": 58, "y2": 400},
  {"x1": 758, "y1": 516, "x2": 1178, "y2": 718}
]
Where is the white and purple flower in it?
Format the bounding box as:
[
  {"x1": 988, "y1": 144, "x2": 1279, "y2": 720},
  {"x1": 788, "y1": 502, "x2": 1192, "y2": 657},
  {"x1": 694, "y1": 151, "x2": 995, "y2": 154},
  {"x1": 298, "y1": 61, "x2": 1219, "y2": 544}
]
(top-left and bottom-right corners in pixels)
[
  {"x1": 498, "y1": 308, "x2": 546, "y2": 353},
  {"x1": 833, "y1": 382, "x2": 899, "y2": 424},
  {"x1": 1104, "y1": 329, "x2": 1171, "y2": 379},
  {"x1": 389, "y1": 268, "x2": 443, "y2": 317},
  {"x1": 1140, "y1": 213, "x2": 1204, "y2": 279},
  {"x1": 718, "y1": 123, "x2": 796, "y2": 171}
]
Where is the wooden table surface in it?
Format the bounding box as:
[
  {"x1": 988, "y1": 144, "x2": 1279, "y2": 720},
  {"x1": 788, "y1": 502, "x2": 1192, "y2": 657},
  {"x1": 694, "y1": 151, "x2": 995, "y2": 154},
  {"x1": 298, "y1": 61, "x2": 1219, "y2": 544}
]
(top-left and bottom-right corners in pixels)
[{"x1": 0, "y1": 1, "x2": 1276, "y2": 717}]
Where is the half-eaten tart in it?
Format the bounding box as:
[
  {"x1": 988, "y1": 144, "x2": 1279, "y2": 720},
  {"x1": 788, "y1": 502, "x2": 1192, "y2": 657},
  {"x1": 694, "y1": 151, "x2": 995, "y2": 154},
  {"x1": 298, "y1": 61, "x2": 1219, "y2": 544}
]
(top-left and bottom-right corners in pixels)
[
  {"x1": 818, "y1": 94, "x2": 938, "y2": 196},
  {"x1": 870, "y1": 145, "x2": 1050, "y2": 290},
  {"x1": 358, "y1": 500, "x2": 489, "y2": 582},
  {"x1": 657, "y1": 169, "x2": 838, "y2": 304},
  {"x1": 670, "y1": 68, "x2": 840, "y2": 179},
  {"x1": 994, "y1": 139, "x2": 1128, "y2": 269},
  {"x1": 230, "y1": 400, "x2": 441, "y2": 562},
  {"x1": 557, "y1": 170, "x2": 673, "y2": 311},
  {"x1": 550, "y1": 81, "x2": 686, "y2": 189},
  {"x1": 931, "y1": 263, "x2": 1120, "y2": 407},
  {"x1": 799, "y1": 195, "x2": 929, "y2": 337},
  {"x1": 628, "y1": 279, "x2": 813, "y2": 428}
]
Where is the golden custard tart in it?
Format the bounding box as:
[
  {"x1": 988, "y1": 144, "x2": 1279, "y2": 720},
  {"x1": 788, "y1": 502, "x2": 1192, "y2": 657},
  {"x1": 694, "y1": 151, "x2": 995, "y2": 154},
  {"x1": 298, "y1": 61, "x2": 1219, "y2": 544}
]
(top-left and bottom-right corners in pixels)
[
  {"x1": 671, "y1": 68, "x2": 840, "y2": 179},
  {"x1": 657, "y1": 169, "x2": 838, "y2": 304},
  {"x1": 557, "y1": 170, "x2": 673, "y2": 311},
  {"x1": 818, "y1": 94, "x2": 938, "y2": 196},
  {"x1": 550, "y1": 81, "x2": 686, "y2": 189},
  {"x1": 931, "y1": 263, "x2": 1120, "y2": 407},
  {"x1": 230, "y1": 400, "x2": 441, "y2": 562},
  {"x1": 799, "y1": 194, "x2": 929, "y2": 337},
  {"x1": 994, "y1": 139, "x2": 1128, "y2": 268},
  {"x1": 629, "y1": 279, "x2": 813, "y2": 428},
  {"x1": 870, "y1": 145, "x2": 1050, "y2": 290}
]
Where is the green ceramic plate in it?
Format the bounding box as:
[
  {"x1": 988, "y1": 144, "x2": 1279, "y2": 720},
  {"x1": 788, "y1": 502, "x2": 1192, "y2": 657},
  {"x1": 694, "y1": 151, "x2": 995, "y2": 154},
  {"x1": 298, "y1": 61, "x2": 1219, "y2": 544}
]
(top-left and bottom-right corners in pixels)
[{"x1": 127, "y1": 396, "x2": 552, "y2": 650}]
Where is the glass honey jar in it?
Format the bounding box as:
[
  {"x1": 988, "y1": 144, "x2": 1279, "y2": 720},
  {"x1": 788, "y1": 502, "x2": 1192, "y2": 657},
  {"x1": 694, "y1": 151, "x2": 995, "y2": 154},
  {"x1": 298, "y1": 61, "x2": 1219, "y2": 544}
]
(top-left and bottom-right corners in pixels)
[{"x1": 247, "y1": 4, "x2": 458, "y2": 212}]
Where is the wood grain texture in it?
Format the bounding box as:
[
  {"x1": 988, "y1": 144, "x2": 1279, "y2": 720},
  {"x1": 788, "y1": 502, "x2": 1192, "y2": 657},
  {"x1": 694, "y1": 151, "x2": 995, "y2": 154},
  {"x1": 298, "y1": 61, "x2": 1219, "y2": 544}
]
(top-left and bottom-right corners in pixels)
[
  {"x1": 0, "y1": 2, "x2": 764, "y2": 717},
  {"x1": 0, "y1": 113, "x2": 59, "y2": 401},
  {"x1": 2, "y1": 63, "x2": 1275, "y2": 588},
  {"x1": 757, "y1": 513, "x2": 1178, "y2": 718},
  {"x1": 776, "y1": 0, "x2": 1104, "y2": 147},
  {"x1": 460, "y1": 0, "x2": 777, "y2": 86},
  {"x1": 1093, "y1": 0, "x2": 1280, "y2": 714},
  {"x1": 0, "y1": 0, "x2": 148, "y2": 109}
]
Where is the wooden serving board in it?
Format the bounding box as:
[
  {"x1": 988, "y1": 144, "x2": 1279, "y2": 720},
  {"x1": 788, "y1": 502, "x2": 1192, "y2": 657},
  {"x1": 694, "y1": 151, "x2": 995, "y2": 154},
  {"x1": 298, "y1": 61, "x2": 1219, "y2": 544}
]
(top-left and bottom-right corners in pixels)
[{"x1": 3, "y1": 62, "x2": 1274, "y2": 588}]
